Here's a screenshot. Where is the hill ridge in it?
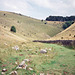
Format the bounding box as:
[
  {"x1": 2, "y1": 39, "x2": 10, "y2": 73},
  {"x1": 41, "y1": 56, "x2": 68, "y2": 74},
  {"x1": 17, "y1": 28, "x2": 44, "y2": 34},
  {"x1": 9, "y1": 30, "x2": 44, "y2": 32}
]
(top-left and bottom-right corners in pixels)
[
  {"x1": 48, "y1": 22, "x2": 75, "y2": 40},
  {"x1": 0, "y1": 11, "x2": 64, "y2": 45}
]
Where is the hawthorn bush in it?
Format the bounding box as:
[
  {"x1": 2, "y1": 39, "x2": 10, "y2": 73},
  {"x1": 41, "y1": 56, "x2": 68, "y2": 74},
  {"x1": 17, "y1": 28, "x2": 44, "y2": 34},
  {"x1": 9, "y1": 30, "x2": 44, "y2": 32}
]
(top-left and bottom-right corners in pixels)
[
  {"x1": 10, "y1": 26, "x2": 16, "y2": 32},
  {"x1": 63, "y1": 21, "x2": 74, "y2": 29}
]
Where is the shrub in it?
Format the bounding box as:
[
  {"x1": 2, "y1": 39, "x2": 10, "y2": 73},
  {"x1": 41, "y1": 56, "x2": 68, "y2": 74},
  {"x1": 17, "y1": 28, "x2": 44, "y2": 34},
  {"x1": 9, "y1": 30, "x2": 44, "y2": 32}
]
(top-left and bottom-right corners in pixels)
[
  {"x1": 61, "y1": 37, "x2": 63, "y2": 39},
  {"x1": 10, "y1": 26, "x2": 16, "y2": 32},
  {"x1": 69, "y1": 34, "x2": 71, "y2": 36},
  {"x1": 4, "y1": 26, "x2": 6, "y2": 28},
  {"x1": 63, "y1": 21, "x2": 74, "y2": 29},
  {"x1": 17, "y1": 21, "x2": 19, "y2": 23},
  {"x1": 63, "y1": 24, "x2": 67, "y2": 29},
  {"x1": 44, "y1": 22, "x2": 47, "y2": 24},
  {"x1": 41, "y1": 19, "x2": 43, "y2": 22},
  {"x1": 4, "y1": 14, "x2": 6, "y2": 16}
]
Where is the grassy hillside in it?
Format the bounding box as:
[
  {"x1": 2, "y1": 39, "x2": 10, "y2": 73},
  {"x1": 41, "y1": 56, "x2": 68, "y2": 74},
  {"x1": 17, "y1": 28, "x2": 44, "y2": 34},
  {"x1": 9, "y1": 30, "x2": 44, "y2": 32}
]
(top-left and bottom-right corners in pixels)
[
  {"x1": 0, "y1": 11, "x2": 64, "y2": 43},
  {"x1": 0, "y1": 11, "x2": 75, "y2": 75},
  {"x1": 0, "y1": 43, "x2": 75, "y2": 75},
  {"x1": 48, "y1": 22, "x2": 75, "y2": 40}
]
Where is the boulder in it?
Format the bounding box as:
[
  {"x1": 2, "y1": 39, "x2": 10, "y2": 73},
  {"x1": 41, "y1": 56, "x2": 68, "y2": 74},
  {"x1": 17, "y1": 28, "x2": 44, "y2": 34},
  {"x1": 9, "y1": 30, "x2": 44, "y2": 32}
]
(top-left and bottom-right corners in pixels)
[
  {"x1": 28, "y1": 67, "x2": 33, "y2": 71},
  {"x1": 24, "y1": 59, "x2": 31, "y2": 62},
  {"x1": 40, "y1": 73, "x2": 44, "y2": 75},
  {"x1": 1, "y1": 72, "x2": 5, "y2": 75},
  {"x1": 47, "y1": 73, "x2": 50, "y2": 75},
  {"x1": 15, "y1": 62, "x2": 18, "y2": 65},
  {"x1": 16, "y1": 61, "x2": 27, "y2": 70},
  {"x1": 1, "y1": 69, "x2": 7, "y2": 75},
  {"x1": 4, "y1": 43, "x2": 7, "y2": 46},
  {"x1": 10, "y1": 71, "x2": 18, "y2": 75},
  {"x1": 40, "y1": 49, "x2": 47, "y2": 53},
  {"x1": 49, "y1": 48, "x2": 51, "y2": 51},
  {"x1": 45, "y1": 55, "x2": 48, "y2": 56},
  {"x1": 12, "y1": 45, "x2": 19, "y2": 51},
  {"x1": 19, "y1": 61, "x2": 25, "y2": 66},
  {"x1": 2, "y1": 68, "x2": 7, "y2": 72}
]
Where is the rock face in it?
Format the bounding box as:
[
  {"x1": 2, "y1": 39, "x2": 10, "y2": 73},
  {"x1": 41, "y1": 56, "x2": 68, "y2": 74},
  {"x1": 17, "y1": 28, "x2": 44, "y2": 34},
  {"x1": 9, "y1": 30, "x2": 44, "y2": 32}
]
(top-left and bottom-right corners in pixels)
[
  {"x1": 10, "y1": 71, "x2": 18, "y2": 75},
  {"x1": 40, "y1": 49, "x2": 47, "y2": 53}
]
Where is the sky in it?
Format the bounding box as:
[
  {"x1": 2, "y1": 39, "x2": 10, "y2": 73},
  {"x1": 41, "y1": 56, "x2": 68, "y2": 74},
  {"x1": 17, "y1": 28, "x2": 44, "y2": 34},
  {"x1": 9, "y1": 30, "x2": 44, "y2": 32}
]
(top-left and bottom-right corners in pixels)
[{"x1": 0, "y1": 0, "x2": 75, "y2": 19}]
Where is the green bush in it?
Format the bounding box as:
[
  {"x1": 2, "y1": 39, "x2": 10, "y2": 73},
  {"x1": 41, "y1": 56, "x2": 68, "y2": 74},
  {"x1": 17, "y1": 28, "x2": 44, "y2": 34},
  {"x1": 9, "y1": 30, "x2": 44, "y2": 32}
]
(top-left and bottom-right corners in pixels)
[
  {"x1": 63, "y1": 21, "x2": 74, "y2": 29},
  {"x1": 10, "y1": 26, "x2": 16, "y2": 32},
  {"x1": 63, "y1": 24, "x2": 67, "y2": 29}
]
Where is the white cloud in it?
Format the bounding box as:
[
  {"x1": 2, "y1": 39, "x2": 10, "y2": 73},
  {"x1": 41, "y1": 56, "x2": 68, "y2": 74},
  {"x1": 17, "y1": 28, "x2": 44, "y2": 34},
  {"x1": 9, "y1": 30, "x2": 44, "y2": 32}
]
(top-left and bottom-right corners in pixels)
[
  {"x1": 0, "y1": 0, "x2": 75, "y2": 19},
  {"x1": 69, "y1": 0, "x2": 75, "y2": 8},
  {"x1": 30, "y1": 0, "x2": 50, "y2": 8},
  {"x1": 28, "y1": 0, "x2": 75, "y2": 16},
  {"x1": 0, "y1": 0, "x2": 32, "y2": 14}
]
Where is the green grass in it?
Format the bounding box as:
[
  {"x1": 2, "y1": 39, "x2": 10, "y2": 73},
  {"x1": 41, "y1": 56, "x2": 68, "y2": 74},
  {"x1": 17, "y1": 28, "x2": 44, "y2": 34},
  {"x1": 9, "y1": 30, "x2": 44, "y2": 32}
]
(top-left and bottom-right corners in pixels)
[
  {"x1": 0, "y1": 43, "x2": 75, "y2": 75},
  {"x1": 0, "y1": 11, "x2": 75, "y2": 75},
  {"x1": 0, "y1": 11, "x2": 64, "y2": 41}
]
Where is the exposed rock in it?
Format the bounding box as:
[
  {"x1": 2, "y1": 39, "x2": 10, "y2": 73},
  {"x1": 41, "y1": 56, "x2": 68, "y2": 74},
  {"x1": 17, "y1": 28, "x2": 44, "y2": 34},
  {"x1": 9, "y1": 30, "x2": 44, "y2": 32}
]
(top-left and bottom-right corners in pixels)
[
  {"x1": 12, "y1": 45, "x2": 19, "y2": 51},
  {"x1": 45, "y1": 48, "x2": 47, "y2": 50},
  {"x1": 1, "y1": 72, "x2": 5, "y2": 75},
  {"x1": 15, "y1": 62, "x2": 18, "y2": 65},
  {"x1": 10, "y1": 71, "x2": 18, "y2": 75},
  {"x1": 1, "y1": 69, "x2": 7, "y2": 75},
  {"x1": 19, "y1": 61, "x2": 25, "y2": 66},
  {"x1": 47, "y1": 73, "x2": 50, "y2": 75},
  {"x1": 16, "y1": 61, "x2": 27, "y2": 70},
  {"x1": 22, "y1": 64, "x2": 28, "y2": 69},
  {"x1": 28, "y1": 67, "x2": 33, "y2": 71},
  {"x1": 45, "y1": 55, "x2": 48, "y2": 56},
  {"x1": 2, "y1": 68, "x2": 7, "y2": 72},
  {"x1": 40, "y1": 49, "x2": 47, "y2": 53},
  {"x1": 29, "y1": 49, "x2": 33, "y2": 51},
  {"x1": 33, "y1": 73, "x2": 36, "y2": 75},
  {"x1": 4, "y1": 43, "x2": 8, "y2": 46},
  {"x1": 24, "y1": 59, "x2": 31, "y2": 62},
  {"x1": 40, "y1": 73, "x2": 44, "y2": 75},
  {"x1": 49, "y1": 48, "x2": 51, "y2": 51}
]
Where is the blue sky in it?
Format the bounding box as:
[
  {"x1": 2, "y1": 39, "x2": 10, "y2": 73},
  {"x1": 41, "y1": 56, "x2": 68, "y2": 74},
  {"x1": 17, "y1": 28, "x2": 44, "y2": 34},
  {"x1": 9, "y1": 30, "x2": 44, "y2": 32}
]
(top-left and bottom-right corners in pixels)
[{"x1": 0, "y1": 0, "x2": 75, "y2": 19}]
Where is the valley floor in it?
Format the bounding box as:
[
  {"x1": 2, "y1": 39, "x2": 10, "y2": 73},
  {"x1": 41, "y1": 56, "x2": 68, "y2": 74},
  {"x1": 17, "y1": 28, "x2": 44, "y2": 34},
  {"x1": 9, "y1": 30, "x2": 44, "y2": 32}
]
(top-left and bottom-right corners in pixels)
[
  {"x1": 0, "y1": 11, "x2": 75, "y2": 75},
  {"x1": 0, "y1": 42, "x2": 75, "y2": 75}
]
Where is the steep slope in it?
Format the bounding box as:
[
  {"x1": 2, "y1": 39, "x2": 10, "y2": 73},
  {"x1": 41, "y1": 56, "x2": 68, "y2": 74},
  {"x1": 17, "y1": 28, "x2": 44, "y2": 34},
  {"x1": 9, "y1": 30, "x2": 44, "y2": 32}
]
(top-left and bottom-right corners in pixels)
[
  {"x1": 49, "y1": 22, "x2": 75, "y2": 40},
  {"x1": 0, "y1": 25, "x2": 27, "y2": 48},
  {"x1": 0, "y1": 11, "x2": 64, "y2": 45}
]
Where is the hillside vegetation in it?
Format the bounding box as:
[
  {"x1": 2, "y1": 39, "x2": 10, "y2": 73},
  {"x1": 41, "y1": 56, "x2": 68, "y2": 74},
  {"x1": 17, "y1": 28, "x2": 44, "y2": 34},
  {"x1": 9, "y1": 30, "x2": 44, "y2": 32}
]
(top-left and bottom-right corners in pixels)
[
  {"x1": 0, "y1": 11, "x2": 64, "y2": 43},
  {"x1": 0, "y1": 11, "x2": 75, "y2": 75},
  {"x1": 48, "y1": 22, "x2": 75, "y2": 40},
  {"x1": 0, "y1": 43, "x2": 75, "y2": 75},
  {"x1": 46, "y1": 15, "x2": 75, "y2": 21}
]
